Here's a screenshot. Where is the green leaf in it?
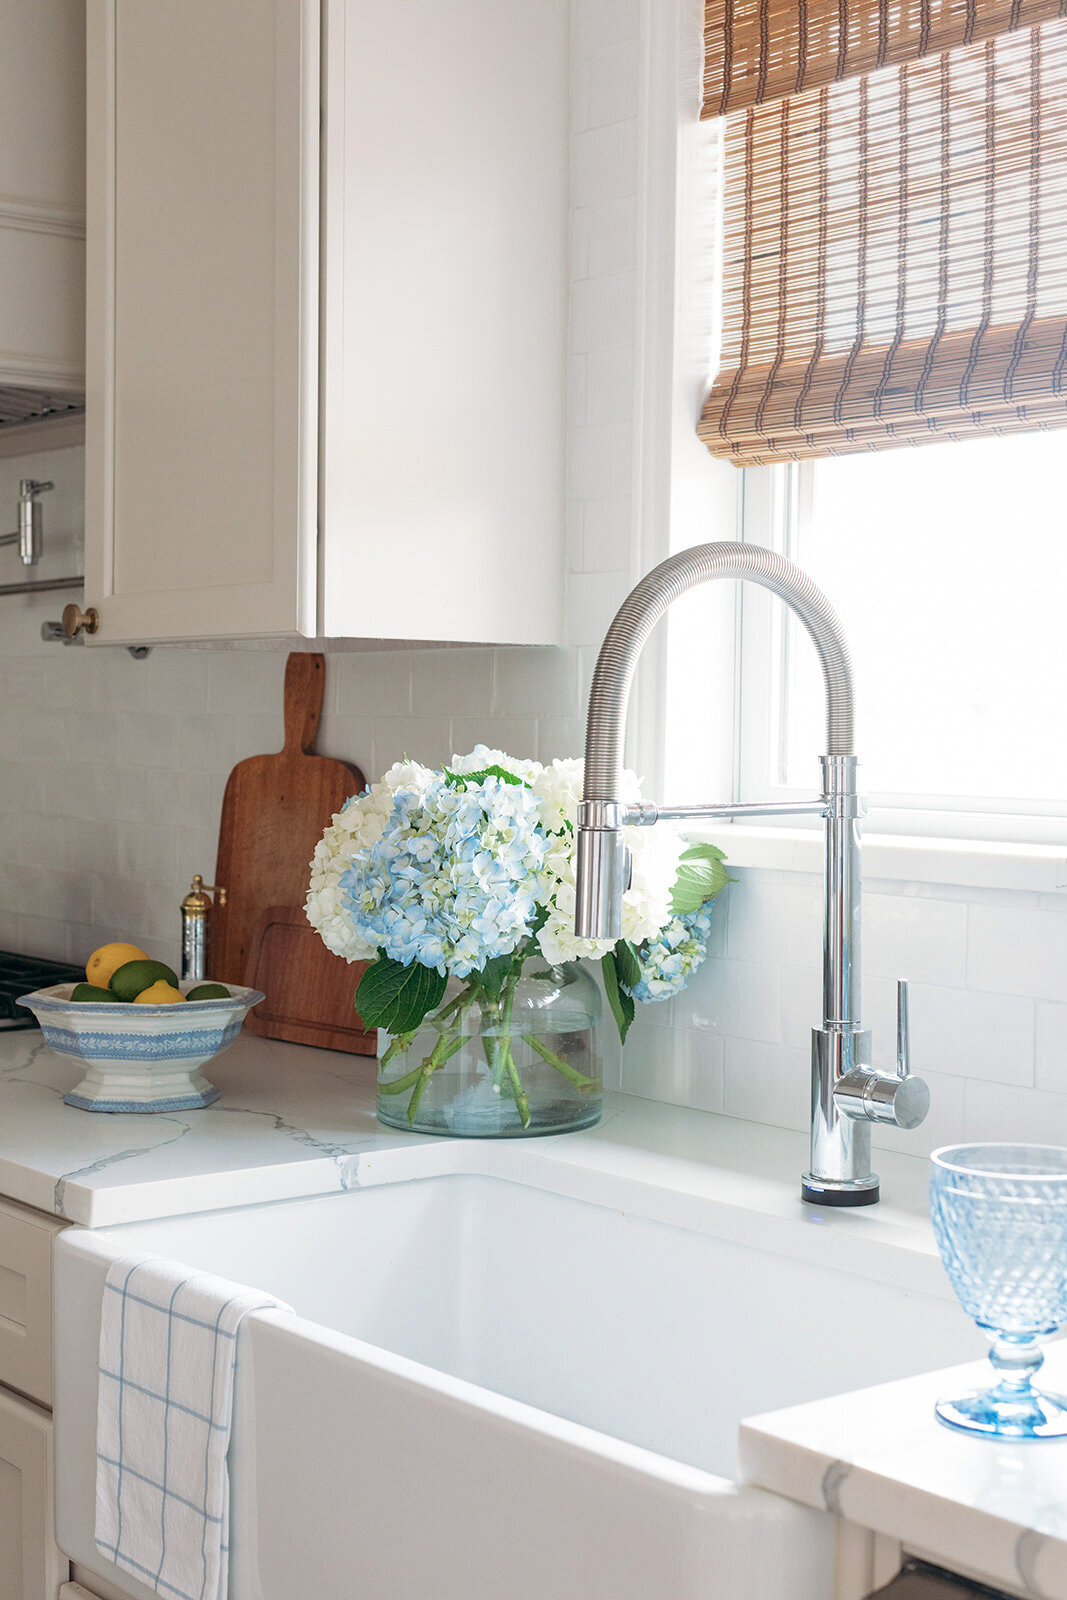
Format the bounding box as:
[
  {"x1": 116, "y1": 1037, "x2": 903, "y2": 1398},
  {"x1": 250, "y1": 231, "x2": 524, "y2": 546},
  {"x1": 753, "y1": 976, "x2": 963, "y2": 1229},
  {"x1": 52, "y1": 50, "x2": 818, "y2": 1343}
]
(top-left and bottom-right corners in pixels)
[
  {"x1": 613, "y1": 938, "x2": 642, "y2": 993},
  {"x1": 356, "y1": 957, "x2": 447, "y2": 1034},
  {"x1": 601, "y1": 951, "x2": 635, "y2": 1046},
  {"x1": 670, "y1": 843, "x2": 734, "y2": 914},
  {"x1": 476, "y1": 953, "x2": 515, "y2": 1001},
  {"x1": 442, "y1": 764, "x2": 526, "y2": 790}
]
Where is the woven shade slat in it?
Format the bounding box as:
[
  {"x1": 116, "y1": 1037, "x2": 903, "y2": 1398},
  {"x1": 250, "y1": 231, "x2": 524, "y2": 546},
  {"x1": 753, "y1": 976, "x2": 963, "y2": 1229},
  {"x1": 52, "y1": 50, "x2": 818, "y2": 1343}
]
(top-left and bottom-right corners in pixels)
[
  {"x1": 703, "y1": 0, "x2": 1067, "y2": 116},
  {"x1": 700, "y1": 20, "x2": 1067, "y2": 463}
]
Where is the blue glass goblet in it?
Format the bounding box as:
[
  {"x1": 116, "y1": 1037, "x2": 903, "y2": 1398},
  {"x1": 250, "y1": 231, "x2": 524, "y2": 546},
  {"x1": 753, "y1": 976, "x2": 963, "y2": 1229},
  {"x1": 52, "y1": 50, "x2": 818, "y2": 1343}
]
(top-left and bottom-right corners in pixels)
[{"x1": 930, "y1": 1144, "x2": 1067, "y2": 1440}]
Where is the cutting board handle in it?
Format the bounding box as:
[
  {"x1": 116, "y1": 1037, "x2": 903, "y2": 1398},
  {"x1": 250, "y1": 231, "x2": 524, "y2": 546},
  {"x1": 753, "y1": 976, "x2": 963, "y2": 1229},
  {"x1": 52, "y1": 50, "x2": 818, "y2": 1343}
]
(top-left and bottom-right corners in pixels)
[{"x1": 284, "y1": 652, "x2": 325, "y2": 755}]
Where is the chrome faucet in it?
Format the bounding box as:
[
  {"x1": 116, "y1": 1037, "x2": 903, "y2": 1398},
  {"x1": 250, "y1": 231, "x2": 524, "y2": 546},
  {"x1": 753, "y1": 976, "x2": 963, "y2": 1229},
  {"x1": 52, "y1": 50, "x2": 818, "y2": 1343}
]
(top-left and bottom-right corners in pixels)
[{"x1": 573, "y1": 541, "x2": 929, "y2": 1206}]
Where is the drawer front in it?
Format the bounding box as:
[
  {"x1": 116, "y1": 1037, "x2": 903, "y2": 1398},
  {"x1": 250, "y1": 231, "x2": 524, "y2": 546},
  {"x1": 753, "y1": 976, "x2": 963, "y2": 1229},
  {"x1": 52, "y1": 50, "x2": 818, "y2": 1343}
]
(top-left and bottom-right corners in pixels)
[
  {"x1": 0, "y1": 1198, "x2": 66, "y2": 1407},
  {"x1": 0, "y1": 1387, "x2": 68, "y2": 1600}
]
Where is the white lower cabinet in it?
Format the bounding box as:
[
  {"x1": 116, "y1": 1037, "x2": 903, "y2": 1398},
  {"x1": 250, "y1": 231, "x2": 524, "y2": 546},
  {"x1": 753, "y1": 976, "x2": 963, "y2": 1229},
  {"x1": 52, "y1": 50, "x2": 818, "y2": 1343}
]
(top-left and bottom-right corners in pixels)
[{"x1": 0, "y1": 1387, "x2": 67, "y2": 1600}]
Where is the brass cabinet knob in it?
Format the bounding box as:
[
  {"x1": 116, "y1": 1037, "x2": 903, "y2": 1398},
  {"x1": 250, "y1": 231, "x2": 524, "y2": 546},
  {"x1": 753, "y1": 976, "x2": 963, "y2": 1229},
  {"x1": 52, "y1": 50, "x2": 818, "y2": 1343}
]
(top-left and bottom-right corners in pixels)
[{"x1": 62, "y1": 603, "x2": 100, "y2": 638}]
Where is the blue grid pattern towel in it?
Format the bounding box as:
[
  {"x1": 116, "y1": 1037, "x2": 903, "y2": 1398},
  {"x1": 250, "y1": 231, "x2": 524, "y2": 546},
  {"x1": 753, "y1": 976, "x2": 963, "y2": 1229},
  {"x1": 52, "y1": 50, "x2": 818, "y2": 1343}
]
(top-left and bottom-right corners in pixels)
[{"x1": 95, "y1": 1253, "x2": 291, "y2": 1600}]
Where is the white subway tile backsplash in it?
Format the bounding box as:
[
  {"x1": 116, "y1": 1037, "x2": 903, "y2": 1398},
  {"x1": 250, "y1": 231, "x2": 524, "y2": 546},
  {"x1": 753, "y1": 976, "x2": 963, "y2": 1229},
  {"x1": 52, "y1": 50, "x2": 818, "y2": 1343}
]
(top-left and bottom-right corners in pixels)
[
  {"x1": 1036, "y1": 1004, "x2": 1067, "y2": 1092},
  {"x1": 779, "y1": 963, "x2": 821, "y2": 1049},
  {"x1": 967, "y1": 904, "x2": 1067, "y2": 1002},
  {"x1": 573, "y1": 0, "x2": 640, "y2": 55},
  {"x1": 536, "y1": 718, "x2": 585, "y2": 762},
  {"x1": 863, "y1": 892, "x2": 967, "y2": 987},
  {"x1": 583, "y1": 41, "x2": 641, "y2": 129},
  {"x1": 586, "y1": 344, "x2": 636, "y2": 425},
  {"x1": 331, "y1": 651, "x2": 413, "y2": 717},
  {"x1": 493, "y1": 649, "x2": 580, "y2": 720},
  {"x1": 371, "y1": 715, "x2": 456, "y2": 773},
  {"x1": 621, "y1": 1023, "x2": 724, "y2": 1113},
  {"x1": 580, "y1": 495, "x2": 632, "y2": 572},
  {"x1": 673, "y1": 956, "x2": 780, "y2": 1042},
  {"x1": 964, "y1": 1080, "x2": 1067, "y2": 1145},
  {"x1": 570, "y1": 204, "x2": 591, "y2": 279},
  {"x1": 723, "y1": 1038, "x2": 809, "y2": 1133},
  {"x1": 571, "y1": 120, "x2": 639, "y2": 206},
  {"x1": 411, "y1": 649, "x2": 493, "y2": 719},
  {"x1": 909, "y1": 985, "x2": 1034, "y2": 1086},
  {"x1": 566, "y1": 570, "x2": 632, "y2": 649},
  {"x1": 726, "y1": 871, "x2": 820, "y2": 968},
  {"x1": 586, "y1": 195, "x2": 639, "y2": 278},
  {"x1": 570, "y1": 274, "x2": 636, "y2": 355},
  {"x1": 449, "y1": 718, "x2": 540, "y2": 762},
  {"x1": 208, "y1": 651, "x2": 285, "y2": 714},
  {"x1": 568, "y1": 423, "x2": 634, "y2": 502}
]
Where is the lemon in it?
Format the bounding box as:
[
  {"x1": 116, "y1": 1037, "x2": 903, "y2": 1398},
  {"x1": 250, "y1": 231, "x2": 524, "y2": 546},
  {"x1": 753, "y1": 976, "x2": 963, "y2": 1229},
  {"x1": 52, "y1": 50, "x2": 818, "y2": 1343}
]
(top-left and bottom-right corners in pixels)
[
  {"x1": 86, "y1": 942, "x2": 149, "y2": 989},
  {"x1": 133, "y1": 981, "x2": 186, "y2": 1005},
  {"x1": 110, "y1": 959, "x2": 179, "y2": 1001}
]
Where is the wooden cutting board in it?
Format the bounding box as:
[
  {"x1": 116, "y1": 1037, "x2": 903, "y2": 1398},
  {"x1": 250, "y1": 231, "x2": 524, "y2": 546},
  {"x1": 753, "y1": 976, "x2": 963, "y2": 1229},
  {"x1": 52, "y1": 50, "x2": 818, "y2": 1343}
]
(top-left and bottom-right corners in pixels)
[{"x1": 211, "y1": 652, "x2": 376, "y2": 1054}]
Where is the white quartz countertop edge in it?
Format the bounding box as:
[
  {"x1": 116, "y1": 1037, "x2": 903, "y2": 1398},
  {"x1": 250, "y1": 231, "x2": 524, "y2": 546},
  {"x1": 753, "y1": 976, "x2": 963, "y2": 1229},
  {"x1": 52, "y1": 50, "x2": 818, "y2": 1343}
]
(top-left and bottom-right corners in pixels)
[{"x1": 740, "y1": 1347, "x2": 1067, "y2": 1600}]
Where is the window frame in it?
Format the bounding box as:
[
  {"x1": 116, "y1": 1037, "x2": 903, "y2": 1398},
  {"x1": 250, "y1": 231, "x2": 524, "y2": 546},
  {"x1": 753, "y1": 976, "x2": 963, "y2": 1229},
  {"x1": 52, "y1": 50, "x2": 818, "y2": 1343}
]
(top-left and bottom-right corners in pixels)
[{"x1": 733, "y1": 459, "x2": 1067, "y2": 847}]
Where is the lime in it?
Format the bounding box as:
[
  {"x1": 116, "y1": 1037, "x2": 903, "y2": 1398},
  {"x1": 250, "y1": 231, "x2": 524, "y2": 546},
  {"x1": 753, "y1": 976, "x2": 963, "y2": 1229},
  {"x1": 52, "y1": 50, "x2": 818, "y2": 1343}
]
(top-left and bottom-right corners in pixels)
[
  {"x1": 185, "y1": 983, "x2": 231, "y2": 1001},
  {"x1": 71, "y1": 983, "x2": 118, "y2": 1003},
  {"x1": 109, "y1": 959, "x2": 179, "y2": 1001}
]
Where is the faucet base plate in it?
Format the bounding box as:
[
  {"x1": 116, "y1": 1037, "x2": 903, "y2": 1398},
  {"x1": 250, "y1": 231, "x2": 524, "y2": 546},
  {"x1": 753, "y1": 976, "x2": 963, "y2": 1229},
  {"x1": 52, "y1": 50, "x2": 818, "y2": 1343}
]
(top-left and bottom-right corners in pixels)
[{"x1": 801, "y1": 1174, "x2": 880, "y2": 1207}]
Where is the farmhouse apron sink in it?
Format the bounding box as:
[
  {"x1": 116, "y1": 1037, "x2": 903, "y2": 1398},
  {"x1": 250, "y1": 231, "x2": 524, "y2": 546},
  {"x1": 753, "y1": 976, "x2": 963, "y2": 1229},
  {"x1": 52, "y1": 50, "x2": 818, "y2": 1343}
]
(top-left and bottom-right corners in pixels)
[{"x1": 53, "y1": 1140, "x2": 982, "y2": 1600}]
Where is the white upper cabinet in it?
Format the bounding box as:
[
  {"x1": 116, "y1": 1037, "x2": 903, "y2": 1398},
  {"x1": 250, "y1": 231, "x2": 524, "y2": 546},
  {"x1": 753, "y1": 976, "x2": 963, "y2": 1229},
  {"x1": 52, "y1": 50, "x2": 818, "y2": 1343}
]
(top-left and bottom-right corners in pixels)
[
  {"x1": 84, "y1": 0, "x2": 568, "y2": 647},
  {"x1": 0, "y1": 0, "x2": 85, "y2": 404}
]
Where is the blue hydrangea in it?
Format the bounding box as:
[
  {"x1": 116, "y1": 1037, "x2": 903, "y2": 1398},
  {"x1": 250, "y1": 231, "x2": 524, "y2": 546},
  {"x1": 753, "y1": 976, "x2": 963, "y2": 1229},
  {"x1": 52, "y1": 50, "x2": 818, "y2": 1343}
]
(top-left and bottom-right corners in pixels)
[
  {"x1": 338, "y1": 774, "x2": 548, "y2": 979},
  {"x1": 623, "y1": 903, "x2": 716, "y2": 1004}
]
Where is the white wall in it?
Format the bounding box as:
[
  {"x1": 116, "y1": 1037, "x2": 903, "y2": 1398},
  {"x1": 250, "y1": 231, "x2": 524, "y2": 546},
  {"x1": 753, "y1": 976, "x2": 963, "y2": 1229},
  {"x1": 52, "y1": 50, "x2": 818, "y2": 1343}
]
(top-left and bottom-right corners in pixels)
[{"x1": 0, "y1": 0, "x2": 1063, "y2": 1162}]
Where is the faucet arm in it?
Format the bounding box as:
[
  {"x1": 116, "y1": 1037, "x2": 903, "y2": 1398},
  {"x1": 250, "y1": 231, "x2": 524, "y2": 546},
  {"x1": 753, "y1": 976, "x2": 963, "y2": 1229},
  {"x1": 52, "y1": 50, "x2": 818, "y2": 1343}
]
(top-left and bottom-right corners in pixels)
[
  {"x1": 583, "y1": 541, "x2": 855, "y2": 805},
  {"x1": 580, "y1": 798, "x2": 829, "y2": 827}
]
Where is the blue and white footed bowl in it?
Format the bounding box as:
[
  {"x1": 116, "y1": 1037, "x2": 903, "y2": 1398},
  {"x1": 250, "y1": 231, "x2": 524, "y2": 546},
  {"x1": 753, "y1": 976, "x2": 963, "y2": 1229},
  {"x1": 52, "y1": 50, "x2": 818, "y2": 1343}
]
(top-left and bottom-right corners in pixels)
[{"x1": 16, "y1": 983, "x2": 264, "y2": 1113}]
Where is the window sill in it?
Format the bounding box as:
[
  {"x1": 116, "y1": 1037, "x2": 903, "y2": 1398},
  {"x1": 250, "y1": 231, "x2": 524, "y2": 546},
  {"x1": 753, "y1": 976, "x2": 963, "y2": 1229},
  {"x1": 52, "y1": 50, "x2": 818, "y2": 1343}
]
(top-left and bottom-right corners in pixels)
[{"x1": 687, "y1": 824, "x2": 1067, "y2": 894}]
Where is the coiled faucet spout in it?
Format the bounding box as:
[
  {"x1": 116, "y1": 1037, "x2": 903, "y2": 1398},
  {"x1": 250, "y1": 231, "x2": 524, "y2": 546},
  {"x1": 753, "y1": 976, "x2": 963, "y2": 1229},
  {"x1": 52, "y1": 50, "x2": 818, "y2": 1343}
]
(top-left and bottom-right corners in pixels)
[{"x1": 575, "y1": 542, "x2": 854, "y2": 942}]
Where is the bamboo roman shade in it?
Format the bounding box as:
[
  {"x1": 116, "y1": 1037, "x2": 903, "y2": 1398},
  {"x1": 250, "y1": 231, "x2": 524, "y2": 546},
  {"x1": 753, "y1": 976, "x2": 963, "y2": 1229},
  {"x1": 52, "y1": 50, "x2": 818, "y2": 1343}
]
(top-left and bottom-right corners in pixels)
[
  {"x1": 700, "y1": 7, "x2": 1067, "y2": 462},
  {"x1": 703, "y1": 0, "x2": 1067, "y2": 116}
]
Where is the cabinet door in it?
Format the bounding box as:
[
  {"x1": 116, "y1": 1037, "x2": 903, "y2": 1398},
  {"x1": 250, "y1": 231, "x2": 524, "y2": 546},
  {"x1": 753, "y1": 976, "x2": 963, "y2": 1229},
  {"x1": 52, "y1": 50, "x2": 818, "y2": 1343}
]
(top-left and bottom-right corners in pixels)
[
  {"x1": 319, "y1": 0, "x2": 568, "y2": 645},
  {"x1": 0, "y1": 1388, "x2": 67, "y2": 1600},
  {"x1": 0, "y1": 0, "x2": 85, "y2": 397},
  {"x1": 84, "y1": 0, "x2": 319, "y2": 644}
]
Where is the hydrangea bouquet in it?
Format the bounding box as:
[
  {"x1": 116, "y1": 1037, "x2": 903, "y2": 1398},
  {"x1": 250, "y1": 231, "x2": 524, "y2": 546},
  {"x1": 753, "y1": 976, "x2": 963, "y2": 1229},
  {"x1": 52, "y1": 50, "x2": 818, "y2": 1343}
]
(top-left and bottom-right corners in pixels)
[{"x1": 306, "y1": 746, "x2": 730, "y2": 1136}]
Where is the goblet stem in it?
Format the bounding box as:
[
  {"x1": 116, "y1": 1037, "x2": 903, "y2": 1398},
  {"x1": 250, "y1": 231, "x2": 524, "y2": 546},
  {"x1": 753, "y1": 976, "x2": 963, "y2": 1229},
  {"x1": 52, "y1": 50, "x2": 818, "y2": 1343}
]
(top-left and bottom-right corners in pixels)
[{"x1": 986, "y1": 1332, "x2": 1044, "y2": 1401}]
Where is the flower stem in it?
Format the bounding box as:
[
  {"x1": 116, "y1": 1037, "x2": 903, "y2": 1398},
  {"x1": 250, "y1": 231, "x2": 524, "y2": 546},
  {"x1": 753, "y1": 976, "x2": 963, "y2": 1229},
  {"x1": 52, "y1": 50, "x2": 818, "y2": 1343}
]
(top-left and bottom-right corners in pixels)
[
  {"x1": 497, "y1": 977, "x2": 530, "y2": 1128},
  {"x1": 523, "y1": 1033, "x2": 599, "y2": 1093},
  {"x1": 403, "y1": 988, "x2": 477, "y2": 1126},
  {"x1": 376, "y1": 1063, "x2": 425, "y2": 1095},
  {"x1": 379, "y1": 1030, "x2": 416, "y2": 1070}
]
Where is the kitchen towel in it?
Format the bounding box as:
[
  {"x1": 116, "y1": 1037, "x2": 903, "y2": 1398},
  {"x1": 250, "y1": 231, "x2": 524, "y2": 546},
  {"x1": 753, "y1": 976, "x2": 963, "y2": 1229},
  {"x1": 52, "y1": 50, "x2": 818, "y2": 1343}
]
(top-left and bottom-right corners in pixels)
[{"x1": 95, "y1": 1252, "x2": 292, "y2": 1600}]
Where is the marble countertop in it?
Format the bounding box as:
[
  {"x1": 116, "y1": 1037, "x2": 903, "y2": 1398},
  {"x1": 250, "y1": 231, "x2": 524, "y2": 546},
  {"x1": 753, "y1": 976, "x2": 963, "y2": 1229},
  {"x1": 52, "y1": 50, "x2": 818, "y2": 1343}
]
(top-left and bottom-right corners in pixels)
[
  {"x1": 0, "y1": 1024, "x2": 941, "y2": 1244},
  {"x1": 741, "y1": 1348, "x2": 1067, "y2": 1599}
]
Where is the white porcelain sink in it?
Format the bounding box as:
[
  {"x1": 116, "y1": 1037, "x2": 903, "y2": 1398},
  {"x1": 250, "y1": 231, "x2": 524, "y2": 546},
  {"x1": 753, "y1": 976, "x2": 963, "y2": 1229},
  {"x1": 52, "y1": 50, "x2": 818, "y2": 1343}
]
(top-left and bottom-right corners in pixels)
[{"x1": 54, "y1": 1140, "x2": 984, "y2": 1600}]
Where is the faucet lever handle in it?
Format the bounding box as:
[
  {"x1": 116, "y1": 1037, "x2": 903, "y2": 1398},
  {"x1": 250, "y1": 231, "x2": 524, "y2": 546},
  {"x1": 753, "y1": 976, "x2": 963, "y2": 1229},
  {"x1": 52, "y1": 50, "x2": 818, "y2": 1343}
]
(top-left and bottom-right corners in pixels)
[{"x1": 896, "y1": 979, "x2": 910, "y2": 1080}]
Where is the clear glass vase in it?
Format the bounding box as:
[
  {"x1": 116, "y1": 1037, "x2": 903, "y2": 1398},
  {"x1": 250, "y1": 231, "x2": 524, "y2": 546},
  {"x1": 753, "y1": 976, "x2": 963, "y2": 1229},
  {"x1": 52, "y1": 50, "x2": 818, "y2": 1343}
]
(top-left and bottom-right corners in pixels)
[{"x1": 376, "y1": 961, "x2": 602, "y2": 1137}]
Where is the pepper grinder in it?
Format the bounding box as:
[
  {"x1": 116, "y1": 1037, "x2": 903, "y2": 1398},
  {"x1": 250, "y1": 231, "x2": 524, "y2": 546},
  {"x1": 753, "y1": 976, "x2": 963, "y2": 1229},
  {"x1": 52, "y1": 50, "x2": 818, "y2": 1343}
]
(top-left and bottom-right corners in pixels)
[{"x1": 180, "y1": 875, "x2": 227, "y2": 983}]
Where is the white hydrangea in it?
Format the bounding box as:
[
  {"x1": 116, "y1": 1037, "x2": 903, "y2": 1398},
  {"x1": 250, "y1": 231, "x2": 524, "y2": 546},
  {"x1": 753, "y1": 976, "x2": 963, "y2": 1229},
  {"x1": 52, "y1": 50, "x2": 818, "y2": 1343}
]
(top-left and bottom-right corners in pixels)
[
  {"x1": 305, "y1": 759, "x2": 434, "y2": 962},
  {"x1": 448, "y1": 743, "x2": 543, "y2": 784},
  {"x1": 531, "y1": 758, "x2": 684, "y2": 968}
]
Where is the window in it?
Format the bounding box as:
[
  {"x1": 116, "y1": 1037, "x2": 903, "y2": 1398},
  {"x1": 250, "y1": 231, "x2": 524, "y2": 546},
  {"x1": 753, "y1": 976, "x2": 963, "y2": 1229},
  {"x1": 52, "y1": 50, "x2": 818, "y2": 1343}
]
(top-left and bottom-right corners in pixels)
[
  {"x1": 656, "y1": 2, "x2": 1067, "y2": 846},
  {"x1": 734, "y1": 430, "x2": 1067, "y2": 841}
]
